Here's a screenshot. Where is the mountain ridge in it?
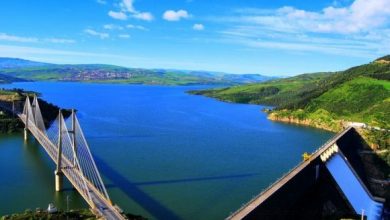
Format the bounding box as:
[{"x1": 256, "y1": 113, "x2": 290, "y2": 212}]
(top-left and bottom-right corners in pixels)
[
  {"x1": 0, "y1": 57, "x2": 274, "y2": 85},
  {"x1": 0, "y1": 57, "x2": 51, "y2": 69}
]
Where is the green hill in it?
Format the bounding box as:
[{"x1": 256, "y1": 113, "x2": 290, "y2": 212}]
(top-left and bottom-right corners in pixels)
[
  {"x1": 190, "y1": 56, "x2": 390, "y2": 130},
  {"x1": 190, "y1": 72, "x2": 333, "y2": 107},
  {"x1": 0, "y1": 73, "x2": 29, "y2": 84},
  {"x1": 0, "y1": 57, "x2": 50, "y2": 69},
  {"x1": 305, "y1": 77, "x2": 389, "y2": 126},
  {"x1": 0, "y1": 57, "x2": 274, "y2": 85}
]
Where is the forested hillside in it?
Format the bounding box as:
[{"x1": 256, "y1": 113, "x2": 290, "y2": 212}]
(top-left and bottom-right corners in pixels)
[{"x1": 191, "y1": 56, "x2": 390, "y2": 130}]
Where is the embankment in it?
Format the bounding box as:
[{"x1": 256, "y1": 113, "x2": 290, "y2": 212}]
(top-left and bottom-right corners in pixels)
[
  {"x1": 0, "y1": 89, "x2": 71, "y2": 133},
  {"x1": 267, "y1": 111, "x2": 343, "y2": 132}
]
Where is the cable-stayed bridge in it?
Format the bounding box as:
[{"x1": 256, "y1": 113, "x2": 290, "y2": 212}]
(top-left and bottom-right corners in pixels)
[{"x1": 16, "y1": 95, "x2": 126, "y2": 220}]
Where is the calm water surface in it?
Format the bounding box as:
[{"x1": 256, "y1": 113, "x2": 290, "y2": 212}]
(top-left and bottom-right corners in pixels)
[{"x1": 0, "y1": 82, "x2": 333, "y2": 219}]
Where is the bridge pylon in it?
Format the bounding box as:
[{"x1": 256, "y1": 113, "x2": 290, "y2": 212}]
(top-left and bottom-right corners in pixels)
[
  {"x1": 55, "y1": 109, "x2": 64, "y2": 192},
  {"x1": 71, "y1": 109, "x2": 77, "y2": 167},
  {"x1": 23, "y1": 96, "x2": 30, "y2": 141}
]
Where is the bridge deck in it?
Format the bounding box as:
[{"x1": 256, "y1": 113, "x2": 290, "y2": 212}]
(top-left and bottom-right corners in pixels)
[{"x1": 19, "y1": 114, "x2": 125, "y2": 220}]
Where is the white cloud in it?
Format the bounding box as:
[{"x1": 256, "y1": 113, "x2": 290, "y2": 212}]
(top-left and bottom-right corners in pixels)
[
  {"x1": 132, "y1": 12, "x2": 153, "y2": 21},
  {"x1": 0, "y1": 44, "x2": 146, "y2": 63},
  {"x1": 219, "y1": 24, "x2": 389, "y2": 57},
  {"x1": 45, "y1": 38, "x2": 76, "y2": 44},
  {"x1": 103, "y1": 24, "x2": 124, "y2": 30},
  {"x1": 84, "y1": 29, "x2": 109, "y2": 39},
  {"x1": 108, "y1": 0, "x2": 154, "y2": 21},
  {"x1": 118, "y1": 34, "x2": 131, "y2": 39},
  {"x1": 121, "y1": 0, "x2": 136, "y2": 13},
  {"x1": 0, "y1": 33, "x2": 38, "y2": 43},
  {"x1": 126, "y1": 24, "x2": 148, "y2": 31},
  {"x1": 163, "y1": 10, "x2": 190, "y2": 21},
  {"x1": 227, "y1": 36, "x2": 376, "y2": 58},
  {"x1": 193, "y1": 24, "x2": 204, "y2": 31},
  {"x1": 232, "y1": 0, "x2": 390, "y2": 35},
  {"x1": 212, "y1": 0, "x2": 390, "y2": 57},
  {"x1": 0, "y1": 33, "x2": 77, "y2": 44},
  {"x1": 108, "y1": 11, "x2": 128, "y2": 20}
]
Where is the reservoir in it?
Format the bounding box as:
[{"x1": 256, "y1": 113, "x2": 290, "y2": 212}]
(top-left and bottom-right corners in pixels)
[{"x1": 0, "y1": 82, "x2": 333, "y2": 219}]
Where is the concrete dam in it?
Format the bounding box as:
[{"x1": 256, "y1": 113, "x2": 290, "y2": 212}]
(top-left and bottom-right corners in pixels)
[{"x1": 228, "y1": 127, "x2": 388, "y2": 220}]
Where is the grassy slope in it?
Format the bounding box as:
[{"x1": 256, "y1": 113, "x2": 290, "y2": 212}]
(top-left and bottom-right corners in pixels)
[
  {"x1": 1, "y1": 66, "x2": 65, "y2": 80},
  {"x1": 191, "y1": 58, "x2": 390, "y2": 130},
  {"x1": 269, "y1": 77, "x2": 390, "y2": 131},
  {"x1": 190, "y1": 72, "x2": 331, "y2": 105},
  {"x1": 306, "y1": 77, "x2": 390, "y2": 125}
]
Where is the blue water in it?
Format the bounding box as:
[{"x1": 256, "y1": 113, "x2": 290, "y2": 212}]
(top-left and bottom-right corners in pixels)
[{"x1": 0, "y1": 82, "x2": 334, "y2": 219}]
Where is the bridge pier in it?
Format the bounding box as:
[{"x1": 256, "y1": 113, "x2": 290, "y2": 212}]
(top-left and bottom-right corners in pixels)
[
  {"x1": 71, "y1": 109, "x2": 77, "y2": 167},
  {"x1": 55, "y1": 109, "x2": 63, "y2": 192},
  {"x1": 55, "y1": 170, "x2": 63, "y2": 192},
  {"x1": 24, "y1": 128, "x2": 28, "y2": 141},
  {"x1": 24, "y1": 98, "x2": 29, "y2": 141}
]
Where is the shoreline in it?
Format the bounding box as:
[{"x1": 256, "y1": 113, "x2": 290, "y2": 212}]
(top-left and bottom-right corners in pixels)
[
  {"x1": 267, "y1": 112, "x2": 342, "y2": 132},
  {"x1": 1, "y1": 209, "x2": 146, "y2": 220},
  {"x1": 267, "y1": 111, "x2": 390, "y2": 156}
]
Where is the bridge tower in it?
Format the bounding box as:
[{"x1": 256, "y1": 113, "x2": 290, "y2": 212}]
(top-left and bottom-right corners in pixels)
[
  {"x1": 71, "y1": 109, "x2": 77, "y2": 166},
  {"x1": 23, "y1": 97, "x2": 30, "y2": 141},
  {"x1": 55, "y1": 109, "x2": 63, "y2": 192}
]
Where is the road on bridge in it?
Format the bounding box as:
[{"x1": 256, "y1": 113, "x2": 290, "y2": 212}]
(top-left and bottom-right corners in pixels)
[{"x1": 18, "y1": 96, "x2": 126, "y2": 220}]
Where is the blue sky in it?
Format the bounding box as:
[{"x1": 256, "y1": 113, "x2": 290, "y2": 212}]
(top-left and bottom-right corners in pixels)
[{"x1": 0, "y1": 0, "x2": 389, "y2": 76}]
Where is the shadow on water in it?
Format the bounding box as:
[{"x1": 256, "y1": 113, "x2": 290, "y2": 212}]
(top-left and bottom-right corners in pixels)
[
  {"x1": 94, "y1": 155, "x2": 260, "y2": 220},
  {"x1": 20, "y1": 134, "x2": 257, "y2": 219},
  {"x1": 23, "y1": 138, "x2": 54, "y2": 186},
  {"x1": 94, "y1": 156, "x2": 181, "y2": 220},
  {"x1": 132, "y1": 173, "x2": 259, "y2": 186},
  {"x1": 86, "y1": 135, "x2": 154, "y2": 140}
]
